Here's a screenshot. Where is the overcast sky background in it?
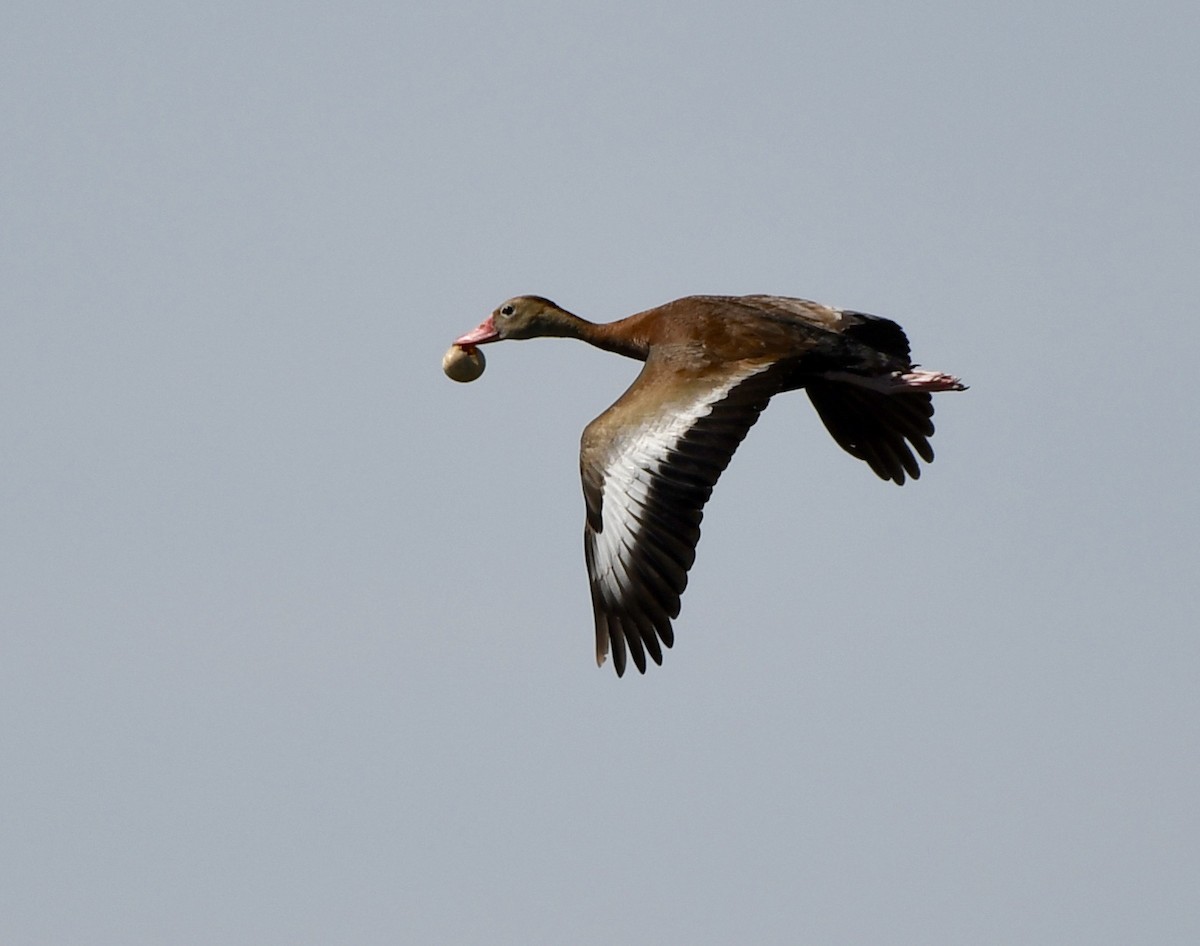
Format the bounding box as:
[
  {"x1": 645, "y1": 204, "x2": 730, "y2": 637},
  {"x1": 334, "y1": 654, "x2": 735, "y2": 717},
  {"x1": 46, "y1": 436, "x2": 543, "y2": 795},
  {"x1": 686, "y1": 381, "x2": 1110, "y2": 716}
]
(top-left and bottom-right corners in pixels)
[{"x1": 3, "y1": 1, "x2": 1198, "y2": 943}]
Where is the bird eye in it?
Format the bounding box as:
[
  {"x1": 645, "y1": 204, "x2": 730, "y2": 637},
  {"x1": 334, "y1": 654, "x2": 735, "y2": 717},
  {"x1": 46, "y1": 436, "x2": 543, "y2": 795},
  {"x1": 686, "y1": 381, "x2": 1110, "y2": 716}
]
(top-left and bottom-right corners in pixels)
[{"x1": 500, "y1": 304, "x2": 515, "y2": 316}]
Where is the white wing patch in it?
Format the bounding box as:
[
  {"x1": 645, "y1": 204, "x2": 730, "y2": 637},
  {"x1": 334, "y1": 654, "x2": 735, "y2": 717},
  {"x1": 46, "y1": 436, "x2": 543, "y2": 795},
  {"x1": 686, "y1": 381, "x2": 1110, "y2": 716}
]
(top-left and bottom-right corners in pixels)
[
  {"x1": 590, "y1": 424, "x2": 675, "y2": 608},
  {"x1": 588, "y1": 363, "x2": 771, "y2": 609}
]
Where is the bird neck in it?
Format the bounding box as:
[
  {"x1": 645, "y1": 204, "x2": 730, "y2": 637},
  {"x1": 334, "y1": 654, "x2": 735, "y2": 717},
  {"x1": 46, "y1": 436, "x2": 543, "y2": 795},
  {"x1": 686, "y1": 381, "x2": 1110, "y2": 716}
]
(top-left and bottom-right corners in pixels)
[{"x1": 548, "y1": 310, "x2": 649, "y2": 361}]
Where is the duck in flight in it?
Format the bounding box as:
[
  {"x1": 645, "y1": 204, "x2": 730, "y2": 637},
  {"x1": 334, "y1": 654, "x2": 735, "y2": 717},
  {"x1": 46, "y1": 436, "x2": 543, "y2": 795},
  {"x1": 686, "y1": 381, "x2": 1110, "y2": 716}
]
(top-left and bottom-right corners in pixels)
[{"x1": 452, "y1": 294, "x2": 966, "y2": 676}]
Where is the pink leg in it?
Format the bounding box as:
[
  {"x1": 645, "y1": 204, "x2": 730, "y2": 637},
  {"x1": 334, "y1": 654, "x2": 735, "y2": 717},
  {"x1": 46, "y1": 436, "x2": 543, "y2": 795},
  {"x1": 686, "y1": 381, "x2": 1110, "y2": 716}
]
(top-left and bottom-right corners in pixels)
[
  {"x1": 895, "y1": 369, "x2": 967, "y2": 392},
  {"x1": 821, "y1": 368, "x2": 968, "y2": 394}
]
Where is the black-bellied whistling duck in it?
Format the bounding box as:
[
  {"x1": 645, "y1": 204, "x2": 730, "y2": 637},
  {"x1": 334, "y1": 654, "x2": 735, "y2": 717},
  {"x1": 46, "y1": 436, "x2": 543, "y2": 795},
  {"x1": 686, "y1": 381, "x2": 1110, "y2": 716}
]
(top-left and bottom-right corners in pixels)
[{"x1": 452, "y1": 294, "x2": 965, "y2": 677}]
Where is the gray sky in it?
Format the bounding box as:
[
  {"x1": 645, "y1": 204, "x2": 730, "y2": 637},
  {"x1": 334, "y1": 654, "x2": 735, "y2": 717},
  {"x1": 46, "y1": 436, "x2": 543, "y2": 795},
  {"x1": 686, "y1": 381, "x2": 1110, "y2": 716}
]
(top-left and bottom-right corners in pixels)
[{"x1": 4, "y1": 1, "x2": 1198, "y2": 943}]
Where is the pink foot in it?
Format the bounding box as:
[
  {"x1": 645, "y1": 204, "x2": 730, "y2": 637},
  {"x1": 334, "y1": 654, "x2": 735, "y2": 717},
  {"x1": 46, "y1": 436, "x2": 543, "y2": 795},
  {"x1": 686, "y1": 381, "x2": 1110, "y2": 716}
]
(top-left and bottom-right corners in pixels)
[
  {"x1": 896, "y1": 369, "x2": 967, "y2": 392},
  {"x1": 820, "y1": 368, "x2": 968, "y2": 394}
]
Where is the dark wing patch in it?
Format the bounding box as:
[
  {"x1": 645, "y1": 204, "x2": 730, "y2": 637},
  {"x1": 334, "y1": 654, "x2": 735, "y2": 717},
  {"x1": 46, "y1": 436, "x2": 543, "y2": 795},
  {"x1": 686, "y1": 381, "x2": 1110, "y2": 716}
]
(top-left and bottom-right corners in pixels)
[
  {"x1": 837, "y1": 310, "x2": 914, "y2": 361},
  {"x1": 805, "y1": 379, "x2": 936, "y2": 485}
]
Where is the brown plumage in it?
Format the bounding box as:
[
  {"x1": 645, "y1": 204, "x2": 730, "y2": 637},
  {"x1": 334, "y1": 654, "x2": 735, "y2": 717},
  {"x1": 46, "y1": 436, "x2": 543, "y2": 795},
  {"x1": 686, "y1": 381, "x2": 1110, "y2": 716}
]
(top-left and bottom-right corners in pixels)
[{"x1": 452, "y1": 294, "x2": 966, "y2": 676}]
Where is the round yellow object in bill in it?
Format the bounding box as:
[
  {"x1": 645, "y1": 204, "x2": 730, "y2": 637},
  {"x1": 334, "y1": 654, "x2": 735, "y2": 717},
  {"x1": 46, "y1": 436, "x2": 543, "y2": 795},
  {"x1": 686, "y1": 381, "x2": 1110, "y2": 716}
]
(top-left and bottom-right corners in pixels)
[{"x1": 442, "y1": 344, "x2": 486, "y2": 383}]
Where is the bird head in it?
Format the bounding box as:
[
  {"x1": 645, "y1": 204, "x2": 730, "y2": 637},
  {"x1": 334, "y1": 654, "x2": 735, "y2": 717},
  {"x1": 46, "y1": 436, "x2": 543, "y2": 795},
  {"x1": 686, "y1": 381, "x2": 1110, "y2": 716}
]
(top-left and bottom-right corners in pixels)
[{"x1": 454, "y1": 295, "x2": 566, "y2": 346}]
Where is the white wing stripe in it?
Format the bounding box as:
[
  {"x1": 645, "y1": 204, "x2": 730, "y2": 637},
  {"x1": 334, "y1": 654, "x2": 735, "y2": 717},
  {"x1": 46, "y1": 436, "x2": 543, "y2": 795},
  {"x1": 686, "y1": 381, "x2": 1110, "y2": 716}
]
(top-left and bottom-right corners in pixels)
[{"x1": 590, "y1": 363, "x2": 771, "y2": 607}]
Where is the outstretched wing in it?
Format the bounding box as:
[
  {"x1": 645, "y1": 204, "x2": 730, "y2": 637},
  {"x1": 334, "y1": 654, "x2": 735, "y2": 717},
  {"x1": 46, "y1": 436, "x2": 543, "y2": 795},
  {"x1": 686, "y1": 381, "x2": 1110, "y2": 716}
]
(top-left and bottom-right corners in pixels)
[
  {"x1": 806, "y1": 380, "x2": 936, "y2": 485},
  {"x1": 580, "y1": 360, "x2": 778, "y2": 676}
]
